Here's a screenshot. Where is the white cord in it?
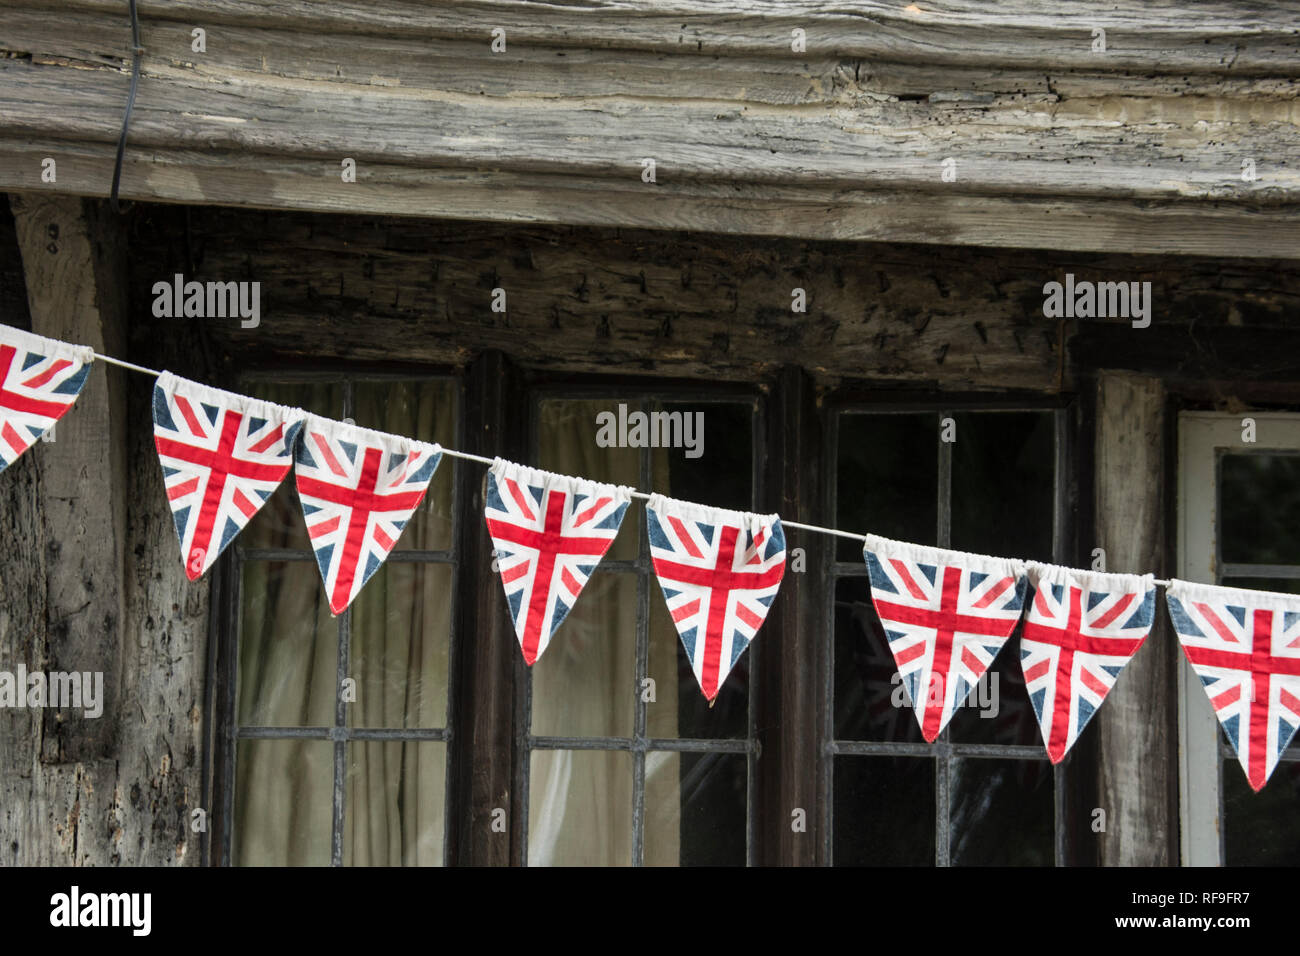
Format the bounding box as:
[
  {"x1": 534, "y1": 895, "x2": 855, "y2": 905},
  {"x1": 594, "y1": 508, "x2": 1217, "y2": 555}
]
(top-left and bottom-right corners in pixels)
[{"x1": 85, "y1": 347, "x2": 1181, "y2": 572}]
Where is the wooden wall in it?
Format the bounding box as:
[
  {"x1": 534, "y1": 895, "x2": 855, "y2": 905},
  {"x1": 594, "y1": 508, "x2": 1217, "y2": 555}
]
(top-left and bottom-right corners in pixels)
[{"x1": 0, "y1": 197, "x2": 1297, "y2": 866}]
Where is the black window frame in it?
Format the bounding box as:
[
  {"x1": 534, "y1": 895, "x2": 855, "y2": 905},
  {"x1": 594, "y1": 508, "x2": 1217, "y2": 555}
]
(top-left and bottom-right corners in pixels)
[
  {"x1": 820, "y1": 393, "x2": 1081, "y2": 866},
  {"x1": 209, "y1": 367, "x2": 465, "y2": 867}
]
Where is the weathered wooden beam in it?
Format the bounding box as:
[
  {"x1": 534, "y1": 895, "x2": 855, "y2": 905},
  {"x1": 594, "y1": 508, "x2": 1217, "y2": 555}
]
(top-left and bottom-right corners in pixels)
[
  {"x1": 39, "y1": 0, "x2": 1300, "y2": 73},
  {"x1": 0, "y1": 194, "x2": 209, "y2": 865},
  {"x1": 1092, "y1": 371, "x2": 1177, "y2": 866},
  {"x1": 0, "y1": 1, "x2": 1294, "y2": 254},
  {"x1": 9, "y1": 193, "x2": 128, "y2": 763}
]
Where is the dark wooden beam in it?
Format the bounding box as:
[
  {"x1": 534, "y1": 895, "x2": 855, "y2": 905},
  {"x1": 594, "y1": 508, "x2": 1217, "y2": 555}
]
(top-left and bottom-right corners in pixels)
[
  {"x1": 757, "y1": 365, "x2": 826, "y2": 864},
  {"x1": 448, "y1": 350, "x2": 526, "y2": 865}
]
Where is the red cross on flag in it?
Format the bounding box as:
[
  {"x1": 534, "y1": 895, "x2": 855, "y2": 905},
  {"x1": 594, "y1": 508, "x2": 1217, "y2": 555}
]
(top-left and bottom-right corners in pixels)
[
  {"x1": 153, "y1": 372, "x2": 305, "y2": 579},
  {"x1": 1166, "y1": 579, "x2": 1300, "y2": 791},
  {"x1": 0, "y1": 323, "x2": 94, "y2": 474},
  {"x1": 485, "y1": 459, "x2": 631, "y2": 665},
  {"x1": 294, "y1": 414, "x2": 442, "y2": 615},
  {"x1": 1021, "y1": 563, "x2": 1156, "y2": 763},
  {"x1": 863, "y1": 534, "x2": 1028, "y2": 742},
  {"x1": 647, "y1": 494, "x2": 786, "y2": 701}
]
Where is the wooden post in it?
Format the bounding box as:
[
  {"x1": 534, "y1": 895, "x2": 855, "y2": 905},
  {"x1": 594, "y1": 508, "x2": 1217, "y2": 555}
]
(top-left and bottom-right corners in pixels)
[
  {"x1": 1093, "y1": 370, "x2": 1177, "y2": 865},
  {"x1": 9, "y1": 194, "x2": 127, "y2": 763},
  {"x1": 449, "y1": 350, "x2": 524, "y2": 865},
  {"x1": 757, "y1": 365, "x2": 824, "y2": 865}
]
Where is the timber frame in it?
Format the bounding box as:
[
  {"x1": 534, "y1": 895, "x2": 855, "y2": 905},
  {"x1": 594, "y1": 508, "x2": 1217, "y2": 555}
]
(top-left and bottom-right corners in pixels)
[
  {"x1": 0, "y1": 1, "x2": 1298, "y2": 257},
  {"x1": 0, "y1": 1, "x2": 1298, "y2": 867}
]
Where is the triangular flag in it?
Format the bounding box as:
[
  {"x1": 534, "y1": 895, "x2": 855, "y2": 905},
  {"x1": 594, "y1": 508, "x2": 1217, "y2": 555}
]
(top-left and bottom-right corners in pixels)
[
  {"x1": 1166, "y1": 579, "x2": 1300, "y2": 792},
  {"x1": 646, "y1": 494, "x2": 786, "y2": 701},
  {"x1": 863, "y1": 534, "x2": 1027, "y2": 742},
  {"x1": 153, "y1": 372, "x2": 304, "y2": 580},
  {"x1": 484, "y1": 459, "x2": 631, "y2": 665},
  {"x1": 0, "y1": 323, "x2": 94, "y2": 474},
  {"x1": 294, "y1": 414, "x2": 441, "y2": 615},
  {"x1": 1020, "y1": 563, "x2": 1155, "y2": 763}
]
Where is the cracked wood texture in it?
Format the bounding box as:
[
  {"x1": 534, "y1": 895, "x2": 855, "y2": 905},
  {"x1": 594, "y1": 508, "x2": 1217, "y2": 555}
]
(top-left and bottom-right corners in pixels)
[
  {"x1": 0, "y1": 194, "x2": 209, "y2": 866},
  {"x1": 123, "y1": 204, "x2": 1300, "y2": 393},
  {"x1": 0, "y1": 1, "x2": 1296, "y2": 254},
  {"x1": 1093, "y1": 372, "x2": 1176, "y2": 866}
]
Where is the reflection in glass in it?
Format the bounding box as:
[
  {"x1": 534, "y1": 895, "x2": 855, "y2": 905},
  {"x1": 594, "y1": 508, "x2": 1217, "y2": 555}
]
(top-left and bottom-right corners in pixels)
[
  {"x1": 648, "y1": 595, "x2": 746, "y2": 739},
  {"x1": 952, "y1": 411, "x2": 1054, "y2": 561},
  {"x1": 1220, "y1": 454, "x2": 1300, "y2": 565},
  {"x1": 644, "y1": 751, "x2": 746, "y2": 866},
  {"x1": 950, "y1": 757, "x2": 1053, "y2": 865},
  {"x1": 833, "y1": 756, "x2": 935, "y2": 865},
  {"x1": 529, "y1": 750, "x2": 634, "y2": 866},
  {"x1": 834, "y1": 577, "x2": 924, "y2": 743},
  {"x1": 1224, "y1": 760, "x2": 1300, "y2": 864},
  {"x1": 837, "y1": 413, "x2": 937, "y2": 561}
]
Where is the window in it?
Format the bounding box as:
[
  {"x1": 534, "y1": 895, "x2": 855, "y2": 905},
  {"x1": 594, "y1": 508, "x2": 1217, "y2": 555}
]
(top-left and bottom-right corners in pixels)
[
  {"x1": 520, "y1": 391, "x2": 761, "y2": 865},
  {"x1": 215, "y1": 375, "x2": 460, "y2": 866},
  {"x1": 212, "y1": 371, "x2": 773, "y2": 866},
  {"x1": 825, "y1": 404, "x2": 1072, "y2": 865},
  {"x1": 1177, "y1": 412, "x2": 1300, "y2": 865}
]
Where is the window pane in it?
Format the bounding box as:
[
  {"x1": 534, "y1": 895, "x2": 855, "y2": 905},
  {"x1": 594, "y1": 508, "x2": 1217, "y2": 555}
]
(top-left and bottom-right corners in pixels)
[
  {"x1": 648, "y1": 594, "x2": 747, "y2": 739},
  {"x1": 241, "y1": 382, "x2": 343, "y2": 551},
  {"x1": 950, "y1": 757, "x2": 1054, "y2": 865},
  {"x1": 833, "y1": 756, "x2": 935, "y2": 865},
  {"x1": 353, "y1": 380, "x2": 457, "y2": 552},
  {"x1": 531, "y1": 572, "x2": 637, "y2": 738},
  {"x1": 658, "y1": 400, "x2": 752, "y2": 512},
  {"x1": 233, "y1": 739, "x2": 333, "y2": 865},
  {"x1": 238, "y1": 560, "x2": 337, "y2": 727},
  {"x1": 644, "y1": 751, "x2": 746, "y2": 866},
  {"x1": 836, "y1": 413, "x2": 937, "y2": 562},
  {"x1": 538, "y1": 398, "x2": 641, "y2": 561},
  {"x1": 948, "y1": 631, "x2": 1044, "y2": 746},
  {"x1": 344, "y1": 741, "x2": 445, "y2": 866},
  {"x1": 528, "y1": 749, "x2": 633, "y2": 866},
  {"x1": 349, "y1": 562, "x2": 452, "y2": 729},
  {"x1": 951, "y1": 411, "x2": 1054, "y2": 561},
  {"x1": 1223, "y1": 760, "x2": 1300, "y2": 864},
  {"x1": 1220, "y1": 453, "x2": 1300, "y2": 565},
  {"x1": 834, "y1": 576, "x2": 924, "y2": 743}
]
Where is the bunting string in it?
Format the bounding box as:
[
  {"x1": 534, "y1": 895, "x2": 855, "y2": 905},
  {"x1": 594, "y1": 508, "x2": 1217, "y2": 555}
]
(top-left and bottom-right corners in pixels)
[{"x1": 4, "y1": 321, "x2": 1296, "y2": 787}]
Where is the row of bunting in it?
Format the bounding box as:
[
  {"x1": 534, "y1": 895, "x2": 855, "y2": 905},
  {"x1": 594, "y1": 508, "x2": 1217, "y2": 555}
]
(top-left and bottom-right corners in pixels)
[{"x1": 3, "y1": 322, "x2": 1299, "y2": 791}]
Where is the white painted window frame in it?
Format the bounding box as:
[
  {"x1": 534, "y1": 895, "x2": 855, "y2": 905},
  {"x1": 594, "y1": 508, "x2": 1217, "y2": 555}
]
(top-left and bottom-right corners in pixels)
[{"x1": 1177, "y1": 411, "x2": 1300, "y2": 866}]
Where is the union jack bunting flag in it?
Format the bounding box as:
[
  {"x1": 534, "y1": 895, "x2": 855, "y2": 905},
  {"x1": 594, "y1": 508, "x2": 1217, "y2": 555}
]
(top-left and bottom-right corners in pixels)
[
  {"x1": 1166, "y1": 579, "x2": 1300, "y2": 791},
  {"x1": 863, "y1": 534, "x2": 1027, "y2": 742},
  {"x1": 153, "y1": 372, "x2": 304, "y2": 580},
  {"x1": 485, "y1": 459, "x2": 631, "y2": 665},
  {"x1": 294, "y1": 415, "x2": 442, "y2": 615},
  {"x1": 0, "y1": 324, "x2": 94, "y2": 474},
  {"x1": 646, "y1": 494, "x2": 786, "y2": 701},
  {"x1": 1021, "y1": 564, "x2": 1155, "y2": 763}
]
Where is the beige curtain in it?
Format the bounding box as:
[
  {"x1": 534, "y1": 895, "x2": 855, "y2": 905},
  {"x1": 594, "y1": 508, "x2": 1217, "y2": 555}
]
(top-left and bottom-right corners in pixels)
[
  {"x1": 528, "y1": 399, "x2": 681, "y2": 865},
  {"x1": 234, "y1": 381, "x2": 454, "y2": 866}
]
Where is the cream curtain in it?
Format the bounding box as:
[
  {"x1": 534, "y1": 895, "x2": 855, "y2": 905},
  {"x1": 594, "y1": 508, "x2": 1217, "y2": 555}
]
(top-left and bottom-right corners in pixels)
[
  {"x1": 527, "y1": 399, "x2": 681, "y2": 866},
  {"x1": 234, "y1": 381, "x2": 454, "y2": 866}
]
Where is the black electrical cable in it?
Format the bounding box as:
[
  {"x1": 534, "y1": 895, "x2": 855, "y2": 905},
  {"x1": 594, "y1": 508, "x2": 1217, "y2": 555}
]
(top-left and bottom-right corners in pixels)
[{"x1": 110, "y1": 0, "x2": 143, "y2": 214}]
